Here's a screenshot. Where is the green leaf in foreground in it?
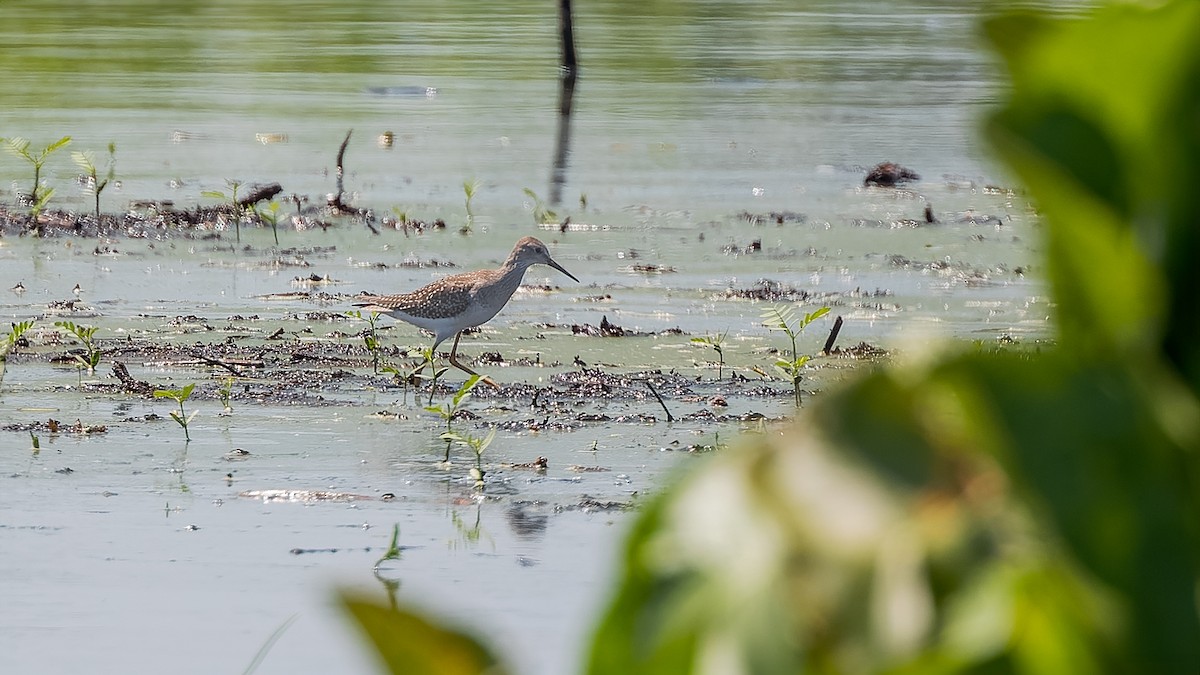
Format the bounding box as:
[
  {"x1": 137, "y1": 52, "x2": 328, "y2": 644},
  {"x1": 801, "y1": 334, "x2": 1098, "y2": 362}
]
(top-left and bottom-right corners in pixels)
[{"x1": 338, "y1": 591, "x2": 508, "y2": 675}]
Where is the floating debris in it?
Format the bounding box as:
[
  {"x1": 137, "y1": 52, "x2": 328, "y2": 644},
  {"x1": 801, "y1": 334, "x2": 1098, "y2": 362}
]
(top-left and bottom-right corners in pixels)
[
  {"x1": 864, "y1": 161, "x2": 920, "y2": 187},
  {"x1": 571, "y1": 315, "x2": 628, "y2": 337},
  {"x1": 827, "y1": 342, "x2": 888, "y2": 359},
  {"x1": 254, "y1": 134, "x2": 288, "y2": 145},
  {"x1": 721, "y1": 279, "x2": 814, "y2": 303},
  {"x1": 239, "y1": 489, "x2": 377, "y2": 503},
  {"x1": 2, "y1": 418, "x2": 107, "y2": 434},
  {"x1": 505, "y1": 456, "x2": 549, "y2": 471},
  {"x1": 737, "y1": 211, "x2": 806, "y2": 225}
]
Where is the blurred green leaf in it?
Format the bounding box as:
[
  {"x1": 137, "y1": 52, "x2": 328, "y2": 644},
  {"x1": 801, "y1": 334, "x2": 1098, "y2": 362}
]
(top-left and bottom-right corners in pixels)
[
  {"x1": 985, "y1": 1, "x2": 1200, "y2": 388},
  {"x1": 338, "y1": 592, "x2": 507, "y2": 675}
]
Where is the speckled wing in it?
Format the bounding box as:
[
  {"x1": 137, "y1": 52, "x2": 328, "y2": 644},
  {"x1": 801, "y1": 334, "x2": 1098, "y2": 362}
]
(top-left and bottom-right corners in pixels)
[{"x1": 355, "y1": 277, "x2": 475, "y2": 320}]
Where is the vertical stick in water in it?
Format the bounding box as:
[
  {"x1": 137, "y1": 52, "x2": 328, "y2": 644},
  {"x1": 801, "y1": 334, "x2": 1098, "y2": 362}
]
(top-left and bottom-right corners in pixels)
[{"x1": 550, "y1": 0, "x2": 579, "y2": 206}]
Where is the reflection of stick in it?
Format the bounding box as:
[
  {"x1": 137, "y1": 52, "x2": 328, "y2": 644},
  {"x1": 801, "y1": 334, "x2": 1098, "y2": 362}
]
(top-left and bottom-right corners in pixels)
[
  {"x1": 644, "y1": 380, "x2": 675, "y2": 423},
  {"x1": 549, "y1": 0, "x2": 578, "y2": 206},
  {"x1": 558, "y1": 0, "x2": 578, "y2": 80},
  {"x1": 822, "y1": 315, "x2": 844, "y2": 355}
]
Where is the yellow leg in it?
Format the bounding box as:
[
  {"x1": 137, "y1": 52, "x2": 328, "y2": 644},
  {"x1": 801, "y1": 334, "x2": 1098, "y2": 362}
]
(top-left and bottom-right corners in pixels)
[{"x1": 447, "y1": 332, "x2": 499, "y2": 388}]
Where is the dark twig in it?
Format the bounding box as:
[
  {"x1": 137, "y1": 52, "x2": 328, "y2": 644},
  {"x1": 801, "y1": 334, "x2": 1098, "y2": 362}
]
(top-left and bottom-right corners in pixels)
[
  {"x1": 326, "y1": 130, "x2": 373, "y2": 226},
  {"x1": 186, "y1": 349, "x2": 246, "y2": 377},
  {"x1": 335, "y1": 130, "x2": 351, "y2": 202},
  {"x1": 643, "y1": 379, "x2": 675, "y2": 423},
  {"x1": 822, "y1": 315, "x2": 844, "y2": 355}
]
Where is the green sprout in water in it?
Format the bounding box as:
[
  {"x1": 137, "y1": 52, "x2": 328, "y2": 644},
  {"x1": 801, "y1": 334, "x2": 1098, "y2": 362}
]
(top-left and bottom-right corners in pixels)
[
  {"x1": 389, "y1": 205, "x2": 411, "y2": 236},
  {"x1": 406, "y1": 344, "x2": 449, "y2": 406},
  {"x1": 154, "y1": 383, "x2": 197, "y2": 441},
  {"x1": 72, "y1": 142, "x2": 116, "y2": 222},
  {"x1": 461, "y1": 178, "x2": 480, "y2": 232},
  {"x1": 443, "y1": 428, "x2": 496, "y2": 489},
  {"x1": 217, "y1": 376, "x2": 235, "y2": 414},
  {"x1": 2, "y1": 319, "x2": 35, "y2": 359},
  {"x1": 691, "y1": 330, "x2": 729, "y2": 380},
  {"x1": 426, "y1": 374, "x2": 482, "y2": 461},
  {"x1": 54, "y1": 320, "x2": 101, "y2": 376},
  {"x1": 2, "y1": 136, "x2": 71, "y2": 222},
  {"x1": 380, "y1": 347, "x2": 440, "y2": 406},
  {"x1": 256, "y1": 200, "x2": 283, "y2": 246},
  {"x1": 202, "y1": 179, "x2": 245, "y2": 243},
  {"x1": 761, "y1": 304, "x2": 830, "y2": 407},
  {"x1": 1, "y1": 320, "x2": 35, "y2": 390},
  {"x1": 348, "y1": 310, "x2": 383, "y2": 374},
  {"x1": 373, "y1": 524, "x2": 404, "y2": 571},
  {"x1": 523, "y1": 187, "x2": 559, "y2": 225}
]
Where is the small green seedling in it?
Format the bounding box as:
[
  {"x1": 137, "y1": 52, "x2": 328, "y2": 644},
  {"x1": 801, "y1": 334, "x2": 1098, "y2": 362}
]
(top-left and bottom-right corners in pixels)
[
  {"x1": 411, "y1": 345, "x2": 449, "y2": 405},
  {"x1": 3, "y1": 135, "x2": 71, "y2": 210},
  {"x1": 523, "y1": 187, "x2": 559, "y2": 225},
  {"x1": 154, "y1": 383, "x2": 197, "y2": 441},
  {"x1": 426, "y1": 374, "x2": 482, "y2": 461},
  {"x1": 1, "y1": 320, "x2": 35, "y2": 390},
  {"x1": 374, "y1": 523, "x2": 404, "y2": 570},
  {"x1": 462, "y1": 178, "x2": 480, "y2": 232},
  {"x1": 390, "y1": 206, "x2": 411, "y2": 235},
  {"x1": 54, "y1": 320, "x2": 102, "y2": 375},
  {"x1": 256, "y1": 201, "x2": 283, "y2": 245},
  {"x1": 3, "y1": 320, "x2": 35, "y2": 359},
  {"x1": 761, "y1": 304, "x2": 830, "y2": 407},
  {"x1": 217, "y1": 376, "x2": 235, "y2": 414},
  {"x1": 72, "y1": 142, "x2": 116, "y2": 221},
  {"x1": 381, "y1": 348, "x2": 438, "y2": 405},
  {"x1": 347, "y1": 310, "x2": 383, "y2": 374},
  {"x1": 202, "y1": 179, "x2": 245, "y2": 243},
  {"x1": 691, "y1": 330, "x2": 728, "y2": 380},
  {"x1": 443, "y1": 428, "x2": 496, "y2": 488}
]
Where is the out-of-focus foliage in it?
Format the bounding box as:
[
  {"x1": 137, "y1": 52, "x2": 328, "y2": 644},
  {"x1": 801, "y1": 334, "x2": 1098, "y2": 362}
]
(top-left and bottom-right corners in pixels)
[
  {"x1": 339, "y1": 591, "x2": 510, "y2": 675},
  {"x1": 585, "y1": 2, "x2": 1200, "y2": 674},
  {"x1": 985, "y1": 1, "x2": 1200, "y2": 392}
]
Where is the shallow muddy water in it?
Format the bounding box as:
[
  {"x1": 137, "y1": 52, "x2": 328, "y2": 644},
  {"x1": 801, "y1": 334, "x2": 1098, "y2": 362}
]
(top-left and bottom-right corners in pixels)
[{"x1": 0, "y1": 2, "x2": 1082, "y2": 674}]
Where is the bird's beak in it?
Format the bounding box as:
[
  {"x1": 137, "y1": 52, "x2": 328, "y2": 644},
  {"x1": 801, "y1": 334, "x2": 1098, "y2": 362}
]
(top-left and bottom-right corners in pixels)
[{"x1": 547, "y1": 257, "x2": 580, "y2": 283}]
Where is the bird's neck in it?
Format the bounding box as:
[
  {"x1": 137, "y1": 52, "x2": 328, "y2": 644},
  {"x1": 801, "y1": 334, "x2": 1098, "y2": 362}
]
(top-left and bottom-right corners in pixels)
[{"x1": 480, "y1": 260, "x2": 530, "y2": 306}]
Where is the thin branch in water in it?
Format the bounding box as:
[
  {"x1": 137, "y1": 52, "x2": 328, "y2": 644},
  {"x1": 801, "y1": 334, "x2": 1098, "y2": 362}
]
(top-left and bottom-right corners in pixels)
[
  {"x1": 335, "y1": 129, "x2": 351, "y2": 201},
  {"x1": 185, "y1": 349, "x2": 246, "y2": 377},
  {"x1": 644, "y1": 379, "x2": 675, "y2": 423}
]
